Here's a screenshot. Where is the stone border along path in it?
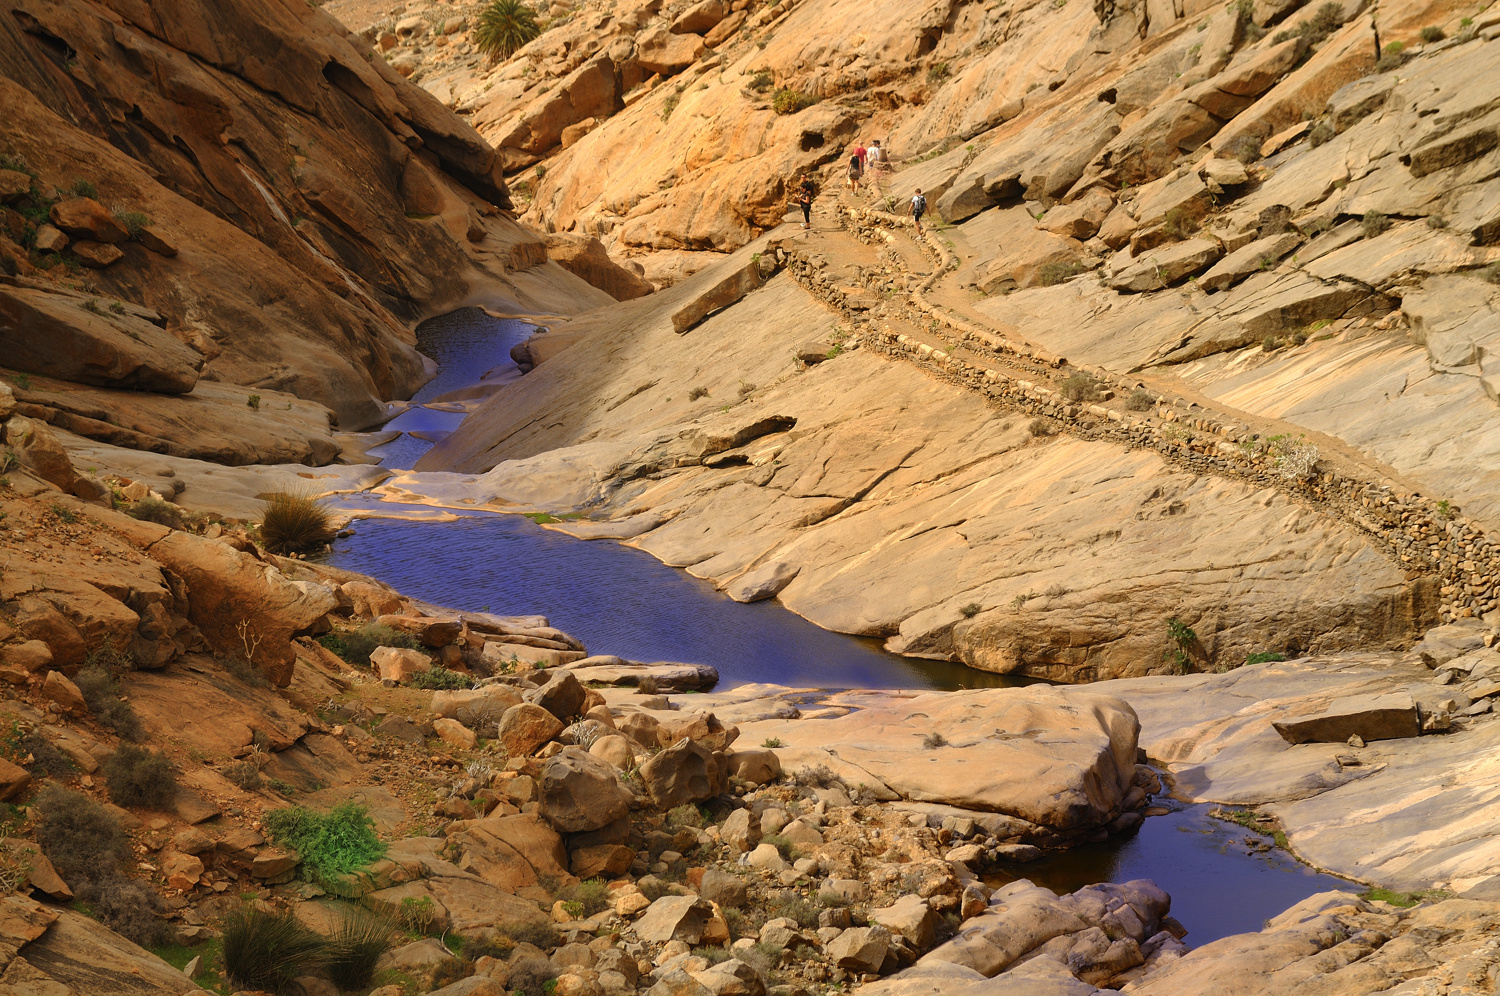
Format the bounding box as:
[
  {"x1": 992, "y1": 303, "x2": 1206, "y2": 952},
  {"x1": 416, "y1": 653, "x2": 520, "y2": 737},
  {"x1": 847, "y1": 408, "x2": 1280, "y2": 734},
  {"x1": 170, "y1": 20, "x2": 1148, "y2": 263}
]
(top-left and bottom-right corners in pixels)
[{"x1": 762, "y1": 199, "x2": 1500, "y2": 627}]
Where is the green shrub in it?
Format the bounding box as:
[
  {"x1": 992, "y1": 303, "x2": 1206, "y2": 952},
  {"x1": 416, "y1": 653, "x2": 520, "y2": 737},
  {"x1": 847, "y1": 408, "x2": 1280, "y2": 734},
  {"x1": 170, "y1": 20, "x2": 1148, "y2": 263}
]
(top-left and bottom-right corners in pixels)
[
  {"x1": 1162, "y1": 206, "x2": 1197, "y2": 238},
  {"x1": 926, "y1": 61, "x2": 951, "y2": 83},
  {"x1": 430, "y1": 956, "x2": 473, "y2": 989},
  {"x1": 1059, "y1": 373, "x2": 1101, "y2": 402},
  {"x1": 959, "y1": 602, "x2": 982, "y2": 618},
  {"x1": 1361, "y1": 210, "x2": 1390, "y2": 239},
  {"x1": 113, "y1": 210, "x2": 150, "y2": 239},
  {"x1": 217, "y1": 652, "x2": 268, "y2": 688},
  {"x1": 1308, "y1": 120, "x2": 1335, "y2": 147},
  {"x1": 221, "y1": 906, "x2": 329, "y2": 994},
  {"x1": 748, "y1": 69, "x2": 774, "y2": 92},
  {"x1": 761, "y1": 737, "x2": 784, "y2": 748},
  {"x1": 128, "y1": 496, "x2": 185, "y2": 530},
  {"x1": 922, "y1": 731, "x2": 949, "y2": 749},
  {"x1": 562, "y1": 878, "x2": 610, "y2": 917},
  {"x1": 409, "y1": 667, "x2": 472, "y2": 690},
  {"x1": 1262, "y1": 334, "x2": 1281, "y2": 351},
  {"x1": 1222, "y1": 133, "x2": 1263, "y2": 164},
  {"x1": 509, "y1": 956, "x2": 559, "y2": 996},
  {"x1": 1483, "y1": 262, "x2": 1500, "y2": 285},
  {"x1": 507, "y1": 919, "x2": 560, "y2": 950},
  {"x1": 103, "y1": 744, "x2": 178, "y2": 808},
  {"x1": 17, "y1": 733, "x2": 74, "y2": 779},
  {"x1": 762, "y1": 834, "x2": 798, "y2": 861},
  {"x1": 263, "y1": 802, "x2": 386, "y2": 883},
  {"x1": 70, "y1": 179, "x2": 97, "y2": 198},
  {"x1": 320, "y1": 623, "x2": 419, "y2": 667},
  {"x1": 1419, "y1": 25, "x2": 1444, "y2": 42},
  {"x1": 258, "y1": 490, "x2": 336, "y2": 554},
  {"x1": 1245, "y1": 650, "x2": 1286, "y2": 665},
  {"x1": 223, "y1": 759, "x2": 263, "y2": 790},
  {"x1": 666, "y1": 803, "x2": 705, "y2": 829},
  {"x1": 76, "y1": 874, "x2": 170, "y2": 947},
  {"x1": 1037, "y1": 259, "x2": 1086, "y2": 286},
  {"x1": 326, "y1": 910, "x2": 394, "y2": 990},
  {"x1": 771, "y1": 88, "x2": 816, "y2": 114},
  {"x1": 74, "y1": 664, "x2": 143, "y2": 741},
  {"x1": 35, "y1": 786, "x2": 129, "y2": 885},
  {"x1": 475, "y1": 0, "x2": 541, "y2": 59},
  {"x1": 661, "y1": 92, "x2": 680, "y2": 122},
  {"x1": 766, "y1": 893, "x2": 818, "y2": 928},
  {"x1": 1125, "y1": 388, "x2": 1155, "y2": 411}
]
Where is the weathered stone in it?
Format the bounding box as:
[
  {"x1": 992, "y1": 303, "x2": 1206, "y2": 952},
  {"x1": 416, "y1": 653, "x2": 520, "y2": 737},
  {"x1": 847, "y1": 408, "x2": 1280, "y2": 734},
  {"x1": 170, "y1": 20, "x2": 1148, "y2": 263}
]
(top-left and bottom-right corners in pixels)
[
  {"x1": 636, "y1": 895, "x2": 713, "y2": 944},
  {"x1": 1109, "y1": 239, "x2": 1224, "y2": 292},
  {"x1": 699, "y1": 867, "x2": 748, "y2": 908},
  {"x1": 171, "y1": 827, "x2": 215, "y2": 855},
  {"x1": 48, "y1": 198, "x2": 128, "y2": 243},
  {"x1": 671, "y1": 263, "x2": 764, "y2": 333},
  {"x1": 726, "y1": 749, "x2": 780, "y2": 786},
  {"x1": 671, "y1": 0, "x2": 727, "y2": 34},
  {"x1": 589, "y1": 734, "x2": 636, "y2": 769},
  {"x1": 162, "y1": 851, "x2": 205, "y2": 891},
  {"x1": 525, "y1": 669, "x2": 588, "y2": 721},
  {"x1": 1197, "y1": 232, "x2": 1302, "y2": 293},
  {"x1": 539, "y1": 746, "x2": 632, "y2": 832},
  {"x1": 251, "y1": 847, "x2": 301, "y2": 878},
  {"x1": 638, "y1": 738, "x2": 726, "y2": 810},
  {"x1": 5, "y1": 417, "x2": 76, "y2": 492},
  {"x1": 0, "y1": 760, "x2": 31, "y2": 802},
  {"x1": 569, "y1": 843, "x2": 634, "y2": 878},
  {"x1": 72, "y1": 241, "x2": 124, "y2": 268},
  {"x1": 1042, "y1": 188, "x2": 1115, "y2": 240},
  {"x1": 40, "y1": 671, "x2": 87, "y2": 717},
  {"x1": 1, "y1": 640, "x2": 53, "y2": 673},
  {"x1": 636, "y1": 26, "x2": 705, "y2": 77},
  {"x1": 719, "y1": 808, "x2": 760, "y2": 853},
  {"x1": 375, "y1": 614, "x2": 465, "y2": 647},
  {"x1": 434, "y1": 717, "x2": 478, "y2": 749},
  {"x1": 498, "y1": 702, "x2": 566, "y2": 756},
  {"x1": 870, "y1": 894, "x2": 940, "y2": 948},
  {"x1": 32, "y1": 224, "x2": 67, "y2": 253},
  {"x1": 371, "y1": 646, "x2": 432, "y2": 682},
  {"x1": 1272, "y1": 693, "x2": 1422, "y2": 744},
  {"x1": 545, "y1": 233, "x2": 654, "y2": 301},
  {"x1": 826, "y1": 925, "x2": 890, "y2": 973}
]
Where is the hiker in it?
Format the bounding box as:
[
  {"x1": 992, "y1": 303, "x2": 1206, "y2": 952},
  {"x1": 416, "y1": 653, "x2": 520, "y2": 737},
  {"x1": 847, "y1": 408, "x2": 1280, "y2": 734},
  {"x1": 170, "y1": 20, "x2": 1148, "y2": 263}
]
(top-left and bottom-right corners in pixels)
[
  {"x1": 867, "y1": 139, "x2": 888, "y2": 191},
  {"x1": 795, "y1": 173, "x2": 816, "y2": 230},
  {"x1": 910, "y1": 187, "x2": 927, "y2": 236},
  {"x1": 847, "y1": 145, "x2": 864, "y2": 193}
]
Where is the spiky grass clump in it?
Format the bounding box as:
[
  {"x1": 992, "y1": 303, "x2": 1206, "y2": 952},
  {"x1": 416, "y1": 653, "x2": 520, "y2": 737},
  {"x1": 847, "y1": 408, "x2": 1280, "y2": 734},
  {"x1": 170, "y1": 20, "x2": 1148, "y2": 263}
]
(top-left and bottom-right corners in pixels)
[
  {"x1": 258, "y1": 490, "x2": 336, "y2": 554},
  {"x1": 102, "y1": 743, "x2": 178, "y2": 809},
  {"x1": 221, "y1": 907, "x2": 329, "y2": 994},
  {"x1": 326, "y1": 910, "x2": 395, "y2": 990},
  {"x1": 475, "y1": 0, "x2": 541, "y2": 60}
]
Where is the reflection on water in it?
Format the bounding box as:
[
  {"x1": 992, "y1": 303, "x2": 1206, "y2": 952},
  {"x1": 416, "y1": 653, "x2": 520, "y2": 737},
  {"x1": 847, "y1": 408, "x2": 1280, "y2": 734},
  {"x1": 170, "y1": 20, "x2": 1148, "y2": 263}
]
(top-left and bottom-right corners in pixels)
[
  {"x1": 370, "y1": 308, "x2": 536, "y2": 469},
  {"x1": 322, "y1": 510, "x2": 1030, "y2": 692},
  {"x1": 985, "y1": 803, "x2": 1351, "y2": 943}
]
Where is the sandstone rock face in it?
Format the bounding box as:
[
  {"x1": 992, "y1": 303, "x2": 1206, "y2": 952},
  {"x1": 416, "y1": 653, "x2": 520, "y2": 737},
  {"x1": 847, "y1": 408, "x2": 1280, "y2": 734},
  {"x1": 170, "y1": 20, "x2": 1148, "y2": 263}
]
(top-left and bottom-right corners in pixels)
[
  {"x1": 545, "y1": 233, "x2": 654, "y2": 301},
  {"x1": 538, "y1": 746, "x2": 632, "y2": 832},
  {"x1": 637, "y1": 737, "x2": 726, "y2": 810}
]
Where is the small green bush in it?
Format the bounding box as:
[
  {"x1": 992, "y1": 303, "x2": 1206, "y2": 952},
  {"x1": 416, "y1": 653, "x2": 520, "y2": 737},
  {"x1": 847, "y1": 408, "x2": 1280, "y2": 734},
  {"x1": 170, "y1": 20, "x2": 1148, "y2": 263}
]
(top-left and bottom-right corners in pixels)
[
  {"x1": 562, "y1": 878, "x2": 610, "y2": 917},
  {"x1": 326, "y1": 910, "x2": 394, "y2": 990},
  {"x1": 17, "y1": 733, "x2": 74, "y2": 779},
  {"x1": 1245, "y1": 650, "x2": 1286, "y2": 665},
  {"x1": 748, "y1": 69, "x2": 774, "y2": 92},
  {"x1": 128, "y1": 496, "x2": 185, "y2": 530},
  {"x1": 1060, "y1": 373, "x2": 1102, "y2": 402},
  {"x1": 409, "y1": 667, "x2": 471, "y2": 690},
  {"x1": 74, "y1": 664, "x2": 143, "y2": 741},
  {"x1": 661, "y1": 92, "x2": 680, "y2": 122},
  {"x1": 430, "y1": 957, "x2": 474, "y2": 990},
  {"x1": 223, "y1": 759, "x2": 263, "y2": 790},
  {"x1": 35, "y1": 786, "x2": 129, "y2": 884},
  {"x1": 78, "y1": 874, "x2": 170, "y2": 947},
  {"x1": 771, "y1": 88, "x2": 816, "y2": 114},
  {"x1": 767, "y1": 893, "x2": 818, "y2": 928},
  {"x1": 1262, "y1": 334, "x2": 1281, "y2": 351},
  {"x1": 1419, "y1": 25, "x2": 1444, "y2": 42},
  {"x1": 687, "y1": 385, "x2": 710, "y2": 400},
  {"x1": 509, "y1": 956, "x2": 559, "y2": 996},
  {"x1": 113, "y1": 210, "x2": 150, "y2": 239},
  {"x1": 926, "y1": 61, "x2": 950, "y2": 83},
  {"x1": 1125, "y1": 388, "x2": 1155, "y2": 411},
  {"x1": 474, "y1": 0, "x2": 541, "y2": 60},
  {"x1": 959, "y1": 602, "x2": 982, "y2": 618},
  {"x1": 666, "y1": 804, "x2": 705, "y2": 829},
  {"x1": 1482, "y1": 262, "x2": 1500, "y2": 285},
  {"x1": 508, "y1": 919, "x2": 560, "y2": 951},
  {"x1": 258, "y1": 490, "x2": 336, "y2": 554},
  {"x1": 922, "y1": 731, "x2": 949, "y2": 749},
  {"x1": 103, "y1": 744, "x2": 178, "y2": 808},
  {"x1": 1037, "y1": 259, "x2": 1086, "y2": 286},
  {"x1": 320, "y1": 623, "x2": 418, "y2": 667},
  {"x1": 1308, "y1": 120, "x2": 1335, "y2": 147},
  {"x1": 221, "y1": 906, "x2": 329, "y2": 994},
  {"x1": 1162, "y1": 207, "x2": 1197, "y2": 238},
  {"x1": 1361, "y1": 210, "x2": 1390, "y2": 239},
  {"x1": 1222, "y1": 133, "x2": 1263, "y2": 164},
  {"x1": 70, "y1": 179, "x2": 97, "y2": 198},
  {"x1": 263, "y1": 802, "x2": 386, "y2": 883},
  {"x1": 762, "y1": 834, "x2": 799, "y2": 862},
  {"x1": 761, "y1": 736, "x2": 785, "y2": 748},
  {"x1": 217, "y1": 652, "x2": 268, "y2": 688}
]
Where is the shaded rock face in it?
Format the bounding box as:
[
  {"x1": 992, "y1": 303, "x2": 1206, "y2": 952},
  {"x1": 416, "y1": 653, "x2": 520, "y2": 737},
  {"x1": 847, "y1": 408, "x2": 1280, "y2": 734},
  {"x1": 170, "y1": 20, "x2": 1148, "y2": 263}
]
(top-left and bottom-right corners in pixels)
[{"x1": 0, "y1": 0, "x2": 609, "y2": 459}]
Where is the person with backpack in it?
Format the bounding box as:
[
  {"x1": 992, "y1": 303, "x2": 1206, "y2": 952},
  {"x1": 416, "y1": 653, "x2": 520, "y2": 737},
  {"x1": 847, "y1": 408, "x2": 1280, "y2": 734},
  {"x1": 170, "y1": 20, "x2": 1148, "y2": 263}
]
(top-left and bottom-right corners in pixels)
[
  {"x1": 847, "y1": 146, "x2": 864, "y2": 193},
  {"x1": 867, "y1": 139, "x2": 888, "y2": 193},
  {"x1": 910, "y1": 188, "x2": 927, "y2": 236},
  {"x1": 795, "y1": 173, "x2": 816, "y2": 230}
]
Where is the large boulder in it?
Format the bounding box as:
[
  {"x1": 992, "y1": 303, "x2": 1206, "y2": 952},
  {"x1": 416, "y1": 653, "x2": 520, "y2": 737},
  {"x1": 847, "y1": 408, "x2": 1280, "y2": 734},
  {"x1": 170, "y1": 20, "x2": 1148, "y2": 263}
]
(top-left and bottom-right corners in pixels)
[
  {"x1": 826, "y1": 925, "x2": 891, "y2": 973},
  {"x1": 1272, "y1": 693, "x2": 1422, "y2": 744},
  {"x1": 0, "y1": 286, "x2": 201, "y2": 393},
  {"x1": 637, "y1": 738, "x2": 726, "y2": 810},
  {"x1": 636, "y1": 26, "x2": 705, "y2": 76},
  {"x1": 635, "y1": 895, "x2": 713, "y2": 944},
  {"x1": 525, "y1": 669, "x2": 588, "y2": 721},
  {"x1": 544, "y1": 233, "x2": 654, "y2": 301},
  {"x1": 498, "y1": 702, "x2": 566, "y2": 756},
  {"x1": 4, "y1": 417, "x2": 76, "y2": 491},
  {"x1": 538, "y1": 746, "x2": 632, "y2": 832},
  {"x1": 48, "y1": 197, "x2": 128, "y2": 242},
  {"x1": 671, "y1": 0, "x2": 727, "y2": 34}
]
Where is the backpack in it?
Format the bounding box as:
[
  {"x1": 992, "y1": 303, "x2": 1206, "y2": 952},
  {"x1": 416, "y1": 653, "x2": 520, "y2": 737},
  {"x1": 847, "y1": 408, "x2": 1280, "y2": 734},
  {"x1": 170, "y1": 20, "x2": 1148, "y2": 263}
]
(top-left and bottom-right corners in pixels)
[
  {"x1": 912, "y1": 194, "x2": 927, "y2": 213},
  {"x1": 850, "y1": 154, "x2": 861, "y2": 170}
]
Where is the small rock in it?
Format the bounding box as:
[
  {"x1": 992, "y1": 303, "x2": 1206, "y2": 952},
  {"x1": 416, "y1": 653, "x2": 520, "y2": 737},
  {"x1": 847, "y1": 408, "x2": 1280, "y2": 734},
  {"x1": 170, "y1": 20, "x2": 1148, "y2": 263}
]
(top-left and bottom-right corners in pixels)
[
  {"x1": 40, "y1": 671, "x2": 87, "y2": 717},
  {"x1": 433, "y1": 717, "x2": 477, "y2": 749},
  {"x1": 720, "y1": 809, "x2": 761, "y2": 853},
  {"x1": 1348, "y1": 734, "x2": 1366, "y2": 748},
  {"x1": 171, "y1": 827, "x2": 215, "y2": 855}
]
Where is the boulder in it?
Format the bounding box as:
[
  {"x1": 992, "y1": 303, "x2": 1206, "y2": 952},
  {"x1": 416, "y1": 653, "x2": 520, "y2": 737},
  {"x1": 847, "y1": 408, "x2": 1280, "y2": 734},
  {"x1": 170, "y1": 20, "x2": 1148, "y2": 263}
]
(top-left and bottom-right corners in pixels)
[
  {"x1": 589, "y1": 734, "x2": 636, "y2": 769},
  {"x1": 343, "y1": 581, "x2": 406, "y2": 618},
  {"x1": 719, "y1": 808, "x2": 760, "y2": 853},
  {"x1": 5, "y1": 417, "x2": 76, "y2": 491},
  {"x1": 539, "y1": 746, "x2": 633, "y2": 832},
  {"x1": 371, "y1": 646, "x2": 432, "y2": 682},
  {"x1": 671, "y1": 0, "x2": 727, "y2": 34},
  {"x1": 545, "y1": 234, "x2": 654, "y2": 302},
  {"x1": 73, "y1": 241, "x2": 124, "y2": 268},
  {"x1": 1272, "y1": 694, "x2": 1422, "y2": 744},
  {"x1": 433, "y1": 685, "x2": 524, "y2": 724},
  {"x1": 251, "y1": 847, "x2": 301, "y2": 878},
  {"x1": 171, "y1": 827, "x2": 215, "y2": 855},
  {"x1": 819, "y1": 879, "x2": 866, "y2": 905},
  {"x1": 723, "y1": 561, "x2": 800, "y2": 603},
  {"x1": 0, "y1": 759, "x2": 32, "y2": 802},
  {"x1": 434, "y1": 717, "x2": 478, "y2": 749},
  {"x1": 40, "y1": 671, "x2": 87, "y2": 717},
  {"x1": 637, "y1": 738, "x2": 726, "y2": 810},
  {"x1": 691, "y1": 959, "x2": 765, "y2": 996},
  {"x1": 32, "y1": 224, "x2": 67, "y2": 252},
  {"x1": 1108, "y1": 239, "x2": 1224, "y2": 292},
  {"x1": 0, "y1": 169, "x2": 29, "y2": 200},
  {"x1": 636, "y1": 26, "x2": 706, "y2": 76},
  {"x1": 525, "y1": 669, "x2": 588, "y2": 721},
  {"x1": 635, "y1": 895, "x2": 713, "y2": 944},
  {"x1": 1200, "y1": 157, "x2": 1250, "y2": 192},
  {"x1": 826, "y1": 925, "x2": 891, "y2": 973},
  {"x1": 1, "y1": 640, "x2": 53, "y2": 673},
  {"x1": 48, "y1": 197, "x2": 128, "y2": 242},
  {"x1": 671, "y1": 262, "x2": 764, "y2": 333},
  {"x1": 498, "y1": 702, "x2": 566, "y2": 756},
  {"x1": 726, "y1": 749, "x2": 780, "y2": 785},
  {"x1": 1197, "y1": 232, "x2": 1302, "y2": 293},
  {"x1": 699, "y1": 867, "x2": 748, "y2": 908},
  {"x1": 375, "y1": 715, "x2": 426, "y2": 745},
  {"x1": 162, "y1": 851, "x2": 204, "y2": 891},
  {"x1": 570, "y1": 843, "x2": 634, "y2": 878},
  {"x1": 375, "y1": 614, "x2": 465, "y2": 647},
  {"x1": 871, "y1": 894, "x2": 940, "y2": 948},
  {"x1": 1042, "y1": 189, "x2": 1115, "y2": 240},
  {"x1": 135, "y1": 226, "x2": 178, "y2": 257}
]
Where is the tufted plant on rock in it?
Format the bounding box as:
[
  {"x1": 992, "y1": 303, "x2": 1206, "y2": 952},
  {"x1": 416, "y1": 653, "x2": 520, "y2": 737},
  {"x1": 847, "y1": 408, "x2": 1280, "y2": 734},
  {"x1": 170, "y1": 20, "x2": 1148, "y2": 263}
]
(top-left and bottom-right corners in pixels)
[
  {"x1": 475, "y1": 0, "x2": 541, "y2": 60},
  {"x1": 258, "y1": 490, "x2": 336, "y2": 554}
]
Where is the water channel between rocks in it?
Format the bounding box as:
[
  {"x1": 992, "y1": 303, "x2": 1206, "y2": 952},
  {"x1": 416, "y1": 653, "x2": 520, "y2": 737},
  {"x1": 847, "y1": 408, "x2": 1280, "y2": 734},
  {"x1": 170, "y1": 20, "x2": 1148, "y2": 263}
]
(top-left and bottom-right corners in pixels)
[{"x1": 322, "y1": 307, "x2": 1355, "y2": 945}]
